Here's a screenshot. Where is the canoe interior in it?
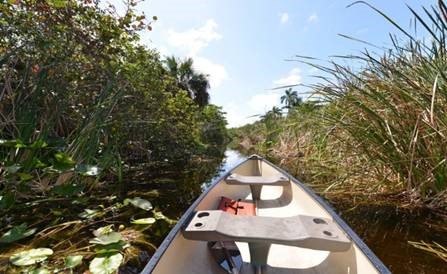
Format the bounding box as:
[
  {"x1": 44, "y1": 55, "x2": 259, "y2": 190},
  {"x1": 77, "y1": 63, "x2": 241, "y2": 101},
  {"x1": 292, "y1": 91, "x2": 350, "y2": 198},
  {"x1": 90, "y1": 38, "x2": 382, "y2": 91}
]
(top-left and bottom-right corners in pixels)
[{"x1": 146, "y1": 157, "x2": 388, "y2": 274}]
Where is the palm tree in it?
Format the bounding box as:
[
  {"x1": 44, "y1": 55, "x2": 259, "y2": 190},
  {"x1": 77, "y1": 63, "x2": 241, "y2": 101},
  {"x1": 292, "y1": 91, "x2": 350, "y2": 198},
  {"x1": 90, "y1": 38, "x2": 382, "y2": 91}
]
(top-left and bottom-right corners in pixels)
[
  {"x1": 164, "y1": 56, "x2": 210, "y2": 107},
  {"x1": 280, "y1": 88, "x2": 302, "y2": 109},
  {"x1": 261, "y1": 106, "x2": 282, "y2": 121}
]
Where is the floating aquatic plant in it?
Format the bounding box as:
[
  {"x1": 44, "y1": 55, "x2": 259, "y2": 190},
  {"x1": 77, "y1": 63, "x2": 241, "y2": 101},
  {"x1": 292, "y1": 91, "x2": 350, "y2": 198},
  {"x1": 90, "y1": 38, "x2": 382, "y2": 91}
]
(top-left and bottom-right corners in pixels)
[{"x1": 10, "y1": 248, "x2": 53, "y2": 266}]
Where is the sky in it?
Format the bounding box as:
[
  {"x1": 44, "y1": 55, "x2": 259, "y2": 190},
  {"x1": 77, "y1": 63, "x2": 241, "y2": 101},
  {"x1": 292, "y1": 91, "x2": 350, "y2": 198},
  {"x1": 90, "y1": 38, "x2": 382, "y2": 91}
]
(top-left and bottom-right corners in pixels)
[{"x1": 110, "y1": 0, "x2": 434, "y2": 127}]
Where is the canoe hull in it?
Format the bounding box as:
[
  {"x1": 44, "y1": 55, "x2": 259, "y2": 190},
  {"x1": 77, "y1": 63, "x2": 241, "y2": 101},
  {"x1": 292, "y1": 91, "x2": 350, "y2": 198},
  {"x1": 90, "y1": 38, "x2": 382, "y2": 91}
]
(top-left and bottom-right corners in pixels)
[{"x1": 142, "y1": 155, "x2": 390, "y2": 274}]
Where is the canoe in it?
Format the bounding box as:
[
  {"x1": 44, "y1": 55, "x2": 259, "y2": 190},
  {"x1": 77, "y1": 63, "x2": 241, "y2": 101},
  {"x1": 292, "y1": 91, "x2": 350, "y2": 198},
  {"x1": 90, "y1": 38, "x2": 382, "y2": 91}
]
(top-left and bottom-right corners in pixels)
[{"x1": 142, "y1": 155, "x2": 390, "y2": 274}]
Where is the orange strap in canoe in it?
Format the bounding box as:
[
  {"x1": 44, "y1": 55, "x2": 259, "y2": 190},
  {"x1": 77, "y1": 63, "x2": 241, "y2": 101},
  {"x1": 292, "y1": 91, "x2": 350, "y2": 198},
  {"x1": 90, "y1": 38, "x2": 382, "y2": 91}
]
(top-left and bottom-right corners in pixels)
[{"x1": 218, "y1": 196, "x2": 256, "y2": 216}]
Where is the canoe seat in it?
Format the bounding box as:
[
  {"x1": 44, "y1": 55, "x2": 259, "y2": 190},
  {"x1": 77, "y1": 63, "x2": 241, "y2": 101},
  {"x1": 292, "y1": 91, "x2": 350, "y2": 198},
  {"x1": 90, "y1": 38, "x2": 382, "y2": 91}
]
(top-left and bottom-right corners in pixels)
[
  {"x1": 183, "y1": 210, "x2": 351, "y2": 266},
  {"x1": 225, "y1": 173, "x2": 289, "y2": 200}
]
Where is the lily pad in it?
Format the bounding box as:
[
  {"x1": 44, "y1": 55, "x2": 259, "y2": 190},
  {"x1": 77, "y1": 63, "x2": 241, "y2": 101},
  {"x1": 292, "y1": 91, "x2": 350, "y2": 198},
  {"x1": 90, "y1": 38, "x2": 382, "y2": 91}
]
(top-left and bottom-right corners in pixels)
[
  {"x1": 89, "y1": 253, "x2": 123, "y2": 274},
  {"x1": 10, "y1": 248, "x2": 53, "y2": 266},
  {"x1": 89, "y1": 232, "x2": 123, "y2": 245},
  {"x1": 93, "y1": 225, "x2": 114, "y2": 237},
  {"x1": 0, "y1": 224, "x2": 36, "y2": 243},
  {"x1": 125, "y1": 197, "x2": 152, "y2": 211},
  {"x1": 131, "y1": 218, "x2": 156, "y2": 225},
  {"x1": 94, "y1": 241, "x2": 129, "y2": 255},
  {"x1": 65, "y1": 255, "x2": 83, "y2": 269}
]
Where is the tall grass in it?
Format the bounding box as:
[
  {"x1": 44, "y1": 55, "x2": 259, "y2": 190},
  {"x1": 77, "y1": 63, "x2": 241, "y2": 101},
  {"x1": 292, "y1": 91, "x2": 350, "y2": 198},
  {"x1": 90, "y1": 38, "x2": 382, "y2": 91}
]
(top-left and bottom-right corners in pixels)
[{"x1": 311, "y1": 1, "x2": 447, "y2": 209}]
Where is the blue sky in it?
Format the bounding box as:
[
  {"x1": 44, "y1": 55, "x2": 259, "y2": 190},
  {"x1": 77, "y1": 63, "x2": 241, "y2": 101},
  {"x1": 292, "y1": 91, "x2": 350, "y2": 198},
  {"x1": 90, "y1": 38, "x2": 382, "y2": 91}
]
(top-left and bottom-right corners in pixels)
[{"x1": 114, "y1": 0, "x2": 434, "y2": 127}]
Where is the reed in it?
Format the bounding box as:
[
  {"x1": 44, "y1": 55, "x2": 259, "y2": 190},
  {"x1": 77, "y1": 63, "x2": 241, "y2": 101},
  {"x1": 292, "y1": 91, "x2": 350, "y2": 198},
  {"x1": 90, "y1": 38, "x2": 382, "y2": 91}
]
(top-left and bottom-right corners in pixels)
[
  {"x1": 230, "y1": 2, "x2": 447, "y2": 211},
  {"x1": 311, "y1": 1, "x2": 447, "y2": 208},
  {"x1": 409, "y1": 241, "x2": 447, "y2": 262}
]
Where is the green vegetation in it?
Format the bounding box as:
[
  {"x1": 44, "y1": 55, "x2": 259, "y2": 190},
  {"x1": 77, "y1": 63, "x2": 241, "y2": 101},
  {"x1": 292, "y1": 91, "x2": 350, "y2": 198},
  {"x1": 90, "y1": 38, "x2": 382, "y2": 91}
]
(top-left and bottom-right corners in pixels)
[
  {"x1": 230, "y1": 2, "x2": 447, "y2": 214},
  {"x1": 230, "y1": 2, "x2": 447, "y2": 263},
  {"x1": 0, "y1": 0, "x2": 227, "y2": 272}
]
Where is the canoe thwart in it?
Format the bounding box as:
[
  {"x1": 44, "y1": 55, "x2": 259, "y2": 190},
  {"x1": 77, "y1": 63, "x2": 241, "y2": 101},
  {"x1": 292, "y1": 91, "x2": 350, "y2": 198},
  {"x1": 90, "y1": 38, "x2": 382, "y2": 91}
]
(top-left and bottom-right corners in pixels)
[
  {"x1": 183, "y1": 210, "x2": 352, "y2": 265},
  {"x1": 225, "y1": 173, "x2": 289, "y2": 185},
  {"x1": 183, "y1": 210, "x2": 351, "y2": 251},
  {"x1": 225, "y1": 173, "x2": 289, "y2": 200}
]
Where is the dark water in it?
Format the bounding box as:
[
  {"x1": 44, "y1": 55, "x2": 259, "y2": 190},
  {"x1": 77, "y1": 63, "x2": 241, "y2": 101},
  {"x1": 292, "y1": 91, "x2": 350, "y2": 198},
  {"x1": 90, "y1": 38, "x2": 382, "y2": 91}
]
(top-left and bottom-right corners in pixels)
[
  {"x1": 336, "y1": 204, "x2": 447, "y2": 274},
  {"x1": 202, "y1": 149, "x2": 246, "y2": 188},
  {"x1": 180, "y1": 150, "x2": 446, "y2": 274}
]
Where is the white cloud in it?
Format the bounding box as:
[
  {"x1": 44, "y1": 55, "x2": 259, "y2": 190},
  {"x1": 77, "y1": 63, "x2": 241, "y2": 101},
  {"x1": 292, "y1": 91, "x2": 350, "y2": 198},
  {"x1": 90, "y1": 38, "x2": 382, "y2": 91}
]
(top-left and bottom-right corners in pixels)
[
  {"x1": 167, "y1": 19, "x2": 222, "y2": 56},
  {"x1": 279, "y1": 12, "x2": 289, "y2": 24},
  {"x1": 156, "y1": 46, "x2": 170, "y2": 57},
  {"x1": 194, "y1": 56, "x2": 228, "y2": 88},
  {"x1": 224, "y1": 92, "x2": 281, "y2": 127},
  {"x1": 308, "y1": 13, "x2": 318, "y2": 23},
  {"x1": 273, "y1": 68, "x2": 302, "y2": 87},
  {"x1": 162, "y1": 19, "x2": 228, "y2": 88},
  {"x1": 248, "y1": 93, "x2": 281, "y2": 114},
  {"x1": 224, "y1": 102, "x2": 257, "y2": 128}
]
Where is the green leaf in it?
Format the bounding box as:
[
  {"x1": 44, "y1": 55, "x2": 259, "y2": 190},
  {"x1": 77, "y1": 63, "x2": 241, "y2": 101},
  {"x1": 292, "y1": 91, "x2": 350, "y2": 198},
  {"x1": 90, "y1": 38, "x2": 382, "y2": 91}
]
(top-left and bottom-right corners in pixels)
[
  {"x1": 76, "y1": 164, "x2": 101, "y2": 176},
  {"x1": 89, "y1": 232, "x2": 123, "y2": 245},
  {"x1": 10, "y1": 248, "x2": 53, "y2": 266},
  {"x1": 0, "y1": 193, "x2": 15, "y2": 210},
  {"x1": 15, "y1": 140, "x2": 27, "y2": 148},
  {"x1": 29, "y1": 140, "x2": 48, "y2": 149},
  {"x1": 18, "y1": 172, "x2": 34, "y2": 182},
  {"x1": 5, "y1": 164, "x2": 21, "y2": 174},
  {"x1": 0, "y1": 139, "x2": 18, "y2": 147},
  {"x1": 153, "y1": 210, "x2": 177, "y2": 225},
  {"x1": 94, "y1": 241, "x2": 129, "y2": 255},
  {"x1": 29, "y1": 268, "x2": 51, "y2": 274},
  {"x1": 124, "y1": 197, "x2": 153, "y2": 211},
  {"x1": 131, "y1": 218, "x2": 156, "y2": 225},
  {"x1": 48, "y1": 0, "x2": 68, "y2": 8},
  {"x1": 78, "y1": 209, "x2": 100, "y2": 219},
  {"x1": 89, "y1": 253, "x2": 123, "y2": 274},
  {"x1": 31, "y1": 158, "x2": 47, "y2": 169},
  {"x1": 65, "y1": 255, "x2": 83, "y2": 269},
  {"x1": 0, "y1": 139, "x2": 26, "y2": 148},
  {"x1": 93, "y1": 225, "x2": 114, "y2": 237},
  {"x1": 0, "y1": 223, "x2": 36, "y2": 243},
  {"x1": 52, "y1": 183, "x2": 83, "y2": 197},
  {"x1": 52, "y1": 152, "x2": 76, "y2": 171}
]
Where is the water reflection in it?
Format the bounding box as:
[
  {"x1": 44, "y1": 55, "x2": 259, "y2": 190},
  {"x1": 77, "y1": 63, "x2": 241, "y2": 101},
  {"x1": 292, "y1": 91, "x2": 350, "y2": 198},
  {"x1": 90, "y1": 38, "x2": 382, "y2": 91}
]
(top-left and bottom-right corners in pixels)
[
  {"x1": 151, "y1": 150, "x2": 246, "y2": 218},
  {"x1": 202, "y1": 150, "x2": 247, "y2": 189},
  {"x1": 337, "y1": 204, "x2": 447, "y2": 274}
]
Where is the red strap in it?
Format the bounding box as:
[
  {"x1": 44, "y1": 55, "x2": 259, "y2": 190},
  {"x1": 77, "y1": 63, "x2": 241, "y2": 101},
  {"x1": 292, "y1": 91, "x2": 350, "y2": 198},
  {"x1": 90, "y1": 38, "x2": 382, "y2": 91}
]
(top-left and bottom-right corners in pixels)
[{"x1": 218, "y1": 196, "x2": 256, "y2": 216}]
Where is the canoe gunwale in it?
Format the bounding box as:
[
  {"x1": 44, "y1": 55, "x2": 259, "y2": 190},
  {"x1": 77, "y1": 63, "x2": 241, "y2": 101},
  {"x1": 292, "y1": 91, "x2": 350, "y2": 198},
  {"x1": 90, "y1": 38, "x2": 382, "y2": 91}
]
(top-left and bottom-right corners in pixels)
[
  {"x1": 141, "y1": 155, "x2": 391, "y2": 274},
  {"x1": 261, "y1": 156, "x2": 391, "y2": 274},
  {"x1": 141, "y1": 156, "x2": 248, "y2": 273}
]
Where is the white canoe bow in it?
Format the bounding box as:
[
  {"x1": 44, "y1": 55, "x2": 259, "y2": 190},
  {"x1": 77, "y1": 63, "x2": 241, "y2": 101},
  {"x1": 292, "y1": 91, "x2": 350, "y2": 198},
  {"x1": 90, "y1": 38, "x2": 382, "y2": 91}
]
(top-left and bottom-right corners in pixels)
[{"x1": 142, "y1": 155, "x2": 390, "y2": 274}]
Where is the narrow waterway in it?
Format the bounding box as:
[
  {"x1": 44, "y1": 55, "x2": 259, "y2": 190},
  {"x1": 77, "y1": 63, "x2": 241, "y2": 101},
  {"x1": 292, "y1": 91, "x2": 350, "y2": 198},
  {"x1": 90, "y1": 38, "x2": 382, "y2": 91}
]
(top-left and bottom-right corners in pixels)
[{"x1": 202, "y1": 149, "x2": 246, "y2": 189}]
